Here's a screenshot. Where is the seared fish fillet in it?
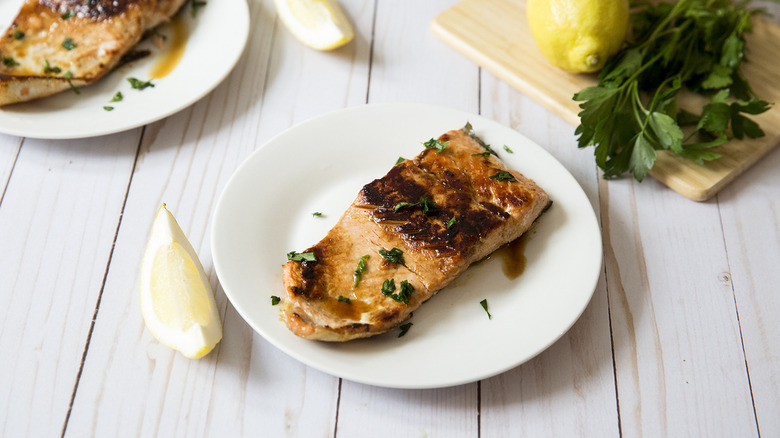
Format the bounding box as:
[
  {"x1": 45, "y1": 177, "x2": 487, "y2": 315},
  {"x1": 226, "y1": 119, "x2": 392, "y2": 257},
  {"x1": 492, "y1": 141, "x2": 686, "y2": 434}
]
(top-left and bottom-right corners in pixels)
[
  {"x1": 0, "y1": 0, "x2": 186, "y2": 106},
  {"x1": 282, "y1": 125, "x2": 552, "y2": 341}
]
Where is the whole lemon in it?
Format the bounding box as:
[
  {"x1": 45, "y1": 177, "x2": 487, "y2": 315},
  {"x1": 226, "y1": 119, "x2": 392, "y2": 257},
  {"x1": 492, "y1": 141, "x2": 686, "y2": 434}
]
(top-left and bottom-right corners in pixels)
[{"x1": 527, "y1": 0, "x2": 629, "y2": 73}]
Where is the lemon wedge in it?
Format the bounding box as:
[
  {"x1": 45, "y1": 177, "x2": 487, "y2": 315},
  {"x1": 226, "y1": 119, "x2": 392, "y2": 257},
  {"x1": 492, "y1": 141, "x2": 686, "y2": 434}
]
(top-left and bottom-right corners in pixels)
[
  {"x1": 274, "y1": 0, "x2": 354, "y2": 50},
  {"x1": 140, "y1": 204, "x2": 222, "y2": 359}
]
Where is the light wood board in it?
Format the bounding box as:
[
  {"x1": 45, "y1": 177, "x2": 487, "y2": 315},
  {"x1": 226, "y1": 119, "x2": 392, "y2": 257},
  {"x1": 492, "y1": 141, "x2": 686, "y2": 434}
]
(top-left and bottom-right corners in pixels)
[{"x1": 432, "y1": 0, "x2": 780, "y2": 201}]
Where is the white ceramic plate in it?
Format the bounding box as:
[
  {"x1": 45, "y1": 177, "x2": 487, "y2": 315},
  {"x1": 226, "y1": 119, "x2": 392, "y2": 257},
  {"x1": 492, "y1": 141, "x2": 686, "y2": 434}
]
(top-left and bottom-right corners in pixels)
[
  {"x1": 0, "y1": 0, "x2": 249, "y2": 139},
  {"x1": 211, "y1": 103, "x2": 602, "y2": 389}
]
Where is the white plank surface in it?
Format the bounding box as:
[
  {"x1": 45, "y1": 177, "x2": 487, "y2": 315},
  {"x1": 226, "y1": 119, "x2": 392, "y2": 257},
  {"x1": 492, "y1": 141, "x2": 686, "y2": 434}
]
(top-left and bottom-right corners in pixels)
[
  {"x1": 0, "y1": 132, "x2": 141, "y2": 437},
  {"x1": 718, "y1": 146, "x2": 780, "y2": 435},
  {"x1": 478, "y1": 74, "x2": 618, "y2": 437},
  {"x1": 0, "y1": 1, "x2": 778, "y2": 437}
]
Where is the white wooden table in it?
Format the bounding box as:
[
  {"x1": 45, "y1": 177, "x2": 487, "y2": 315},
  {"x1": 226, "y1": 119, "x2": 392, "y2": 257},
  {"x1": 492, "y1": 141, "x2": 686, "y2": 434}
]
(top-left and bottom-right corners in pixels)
[{"x1": 2, "y1": 1, "x2": 779, "y2": 436}]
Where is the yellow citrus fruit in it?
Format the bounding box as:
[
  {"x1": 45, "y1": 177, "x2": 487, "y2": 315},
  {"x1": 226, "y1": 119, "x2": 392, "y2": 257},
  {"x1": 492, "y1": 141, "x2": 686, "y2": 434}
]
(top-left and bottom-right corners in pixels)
[
  {"x1": 140, "y1": 204, "x2": 222, "y2": 359},
  {"x1": 527, "y1": 0, "x2": 629, "y2": 73},
  {"x1": 274, "y1": 0, "x2": 354, "y2": 51}
]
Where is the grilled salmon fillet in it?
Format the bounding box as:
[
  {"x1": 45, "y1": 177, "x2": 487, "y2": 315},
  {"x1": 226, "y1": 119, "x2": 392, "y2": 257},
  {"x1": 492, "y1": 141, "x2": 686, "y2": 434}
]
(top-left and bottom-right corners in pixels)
[
  {"x1": 0, "y1": 0, "x2": 186, "y2": 106},
  {"x1": 282, "y1": 125, "x2": 552, "y2": 341}
]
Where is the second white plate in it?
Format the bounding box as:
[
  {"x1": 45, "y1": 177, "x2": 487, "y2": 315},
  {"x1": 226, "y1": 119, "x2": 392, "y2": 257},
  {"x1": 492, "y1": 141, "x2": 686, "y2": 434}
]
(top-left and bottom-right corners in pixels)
[
  {"x1": 211, "y1": 103, "x2": 602, "y2": 389},
  {"x1": 0, "y1": 0, "x2": 249, "y2": 139}
]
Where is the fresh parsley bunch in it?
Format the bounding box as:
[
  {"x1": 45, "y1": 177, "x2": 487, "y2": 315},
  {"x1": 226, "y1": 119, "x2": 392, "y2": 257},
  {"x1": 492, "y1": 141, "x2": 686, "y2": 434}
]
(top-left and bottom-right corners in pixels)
[{"x1": 574, "y1": 0, "x2": 772, "y2": 181}]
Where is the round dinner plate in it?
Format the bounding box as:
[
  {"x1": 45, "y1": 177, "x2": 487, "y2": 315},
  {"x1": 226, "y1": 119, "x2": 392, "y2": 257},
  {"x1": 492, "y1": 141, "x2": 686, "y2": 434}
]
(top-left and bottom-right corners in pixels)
[
  {"x1": 0, "y1": 0, "x2": 249, "y2": 139},
  {"x1": 211, "y1": 103, "x2": 603, "y2": 389}
]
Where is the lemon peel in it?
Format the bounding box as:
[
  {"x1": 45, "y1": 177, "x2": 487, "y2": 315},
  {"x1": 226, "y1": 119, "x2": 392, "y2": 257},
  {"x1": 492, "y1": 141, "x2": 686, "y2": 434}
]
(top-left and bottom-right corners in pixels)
[
  {"x1": 527, "y1": 0, "x2": 629, "y2": 73},
  {"x1": 140, "y1": 204, "x2": 222, "y2": 359}
]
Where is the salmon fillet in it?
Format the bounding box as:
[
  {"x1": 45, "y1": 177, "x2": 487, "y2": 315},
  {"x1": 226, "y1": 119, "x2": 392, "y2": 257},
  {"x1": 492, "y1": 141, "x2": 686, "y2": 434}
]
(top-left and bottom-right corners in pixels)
[
  {"x1": 281, "y1": 125, "x2": 552, "y2": 341},
  {"x1": 0, "y1": 0, "x2": 186, "y2": 106}
]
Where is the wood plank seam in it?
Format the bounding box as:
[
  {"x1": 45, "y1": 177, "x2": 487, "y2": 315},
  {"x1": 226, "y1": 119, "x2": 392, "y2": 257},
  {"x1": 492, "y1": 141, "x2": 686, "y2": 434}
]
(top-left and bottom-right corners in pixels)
[
  {"x1": 0, "y1": 137, "x2": 22, "y2": 210},
  {"x1": 59, "y1": 129, "x2": 146, "y2": 438},
  {"x1": 715, "y1": 205, "x2": 762, "y2": 435}
]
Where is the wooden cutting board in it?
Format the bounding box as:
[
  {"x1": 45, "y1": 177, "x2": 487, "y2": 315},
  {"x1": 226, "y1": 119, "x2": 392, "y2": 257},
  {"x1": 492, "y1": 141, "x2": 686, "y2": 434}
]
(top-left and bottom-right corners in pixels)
[{"x1": 432, "y1": 0, "x2": 780, "y2": 201}]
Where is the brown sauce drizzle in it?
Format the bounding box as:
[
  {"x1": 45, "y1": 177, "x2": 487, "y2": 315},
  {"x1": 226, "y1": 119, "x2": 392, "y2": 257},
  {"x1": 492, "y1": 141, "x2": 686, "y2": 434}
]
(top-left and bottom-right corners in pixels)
[
  {"x1": 321, "y1": 296, "x2": 371, "y2": 322},
  {"x1": 149, "y1": 14, "x2": 188, "y2": 79},
  {"x1": 497, "y1": 232, "x2": 530, "y2": 279}
]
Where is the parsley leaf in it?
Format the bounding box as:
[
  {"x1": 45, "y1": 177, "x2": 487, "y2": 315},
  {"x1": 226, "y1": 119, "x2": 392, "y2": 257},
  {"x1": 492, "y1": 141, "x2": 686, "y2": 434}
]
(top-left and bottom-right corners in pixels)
[
  {"x1": 191, "y1": 0, "x2": 207, "y2": 18},
  {"x1": 503, "y1": 145, "x2": 513, "y2": 153},
  {"x1": 398, "y1": 322, "x2": 413, "y2": 337},
  {"x1": 61, "y1": 10, "x2": 75, "y2": 20},
  {"x1": 312, "y1": 211, "x2": 323, "y2": 217},
  {"x1": 103, "y1": 106, "x2": 114, "y2": 111},
  {"x1": 381, "y1": 279, "x2": 413, "y2": 304},
  {"x1": 287, "y1": 251, "x2": 316, "y2": 262},
  {"x1": 395, "y1": 156, "x2": 406, "y2": 165},
  {"x1": 353, "y1": 254, "x2": 369, "y2": 288},
  {"x1": 379, "y1": 248, "x2": 404, "y2": 264},
  {"x1": 480, "y1": 299, "x2": 492, "y2": 320},
  {"x1": 446, "y1": 216, "x2": 457, "y2": 228},
  {"x1": 13, "y1": 30, "x2": 24, "y2": 40},
  {"x1": 489, "y1": 171, "x2": 516, "y2": 182},
  {"x1": 337, "y1": 295, "x2": 351, "y2": 304},
  {"x1": 43, "y1": 59, "x2": 61, "y2": 74},
  {"x1": 62, "y1": 37, "x2": 76, "y2": 50},
  {"x1": 422, "y1": 138, "x2": 449, "y2": 153},
  {"x1": 271, "y1": 295, "x2": 281, "y2": 305},
  {"x1": 127, "y1": 77, "x2": 155, "y2": 90},
  {"x1": 110, "y1": 92, "x2": 123, "y2": 103},
  {"x1": 2, "y1": 57, "x2": 19, "y2": 67},
  {"x1": 393, "y1": 196, "x2": 437, "y2": 214}
]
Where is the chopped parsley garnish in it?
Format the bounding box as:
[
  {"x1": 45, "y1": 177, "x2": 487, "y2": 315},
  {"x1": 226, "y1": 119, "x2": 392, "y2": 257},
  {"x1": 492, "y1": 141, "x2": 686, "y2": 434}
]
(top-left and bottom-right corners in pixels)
[
  {"x1": 472, "y1": 151, "x2": 491, "y2": 157},
  {"x1": 379, "y1": 247, "x2": 404, "y2": 264},
  {"x1": 380, "y1": 278, "x2": 414, "y2": 304},
  {"x1": 489, "y1": 171, "x2": 516, "y2": 182},
  {"x1": 2, "y1": 57, "x2": 19, "y2": 67},
  {"x1": 381, "y1": 278, "x2": 396, "y2": 296},
  {"x1": 287, "y1": 251, "x2": 316, "y2": 262},
  {"x1": 422, "y1": 138, "x2": 449, "y2": 153},
  {"x1": 446, "y1": 216, "x2": 457, "y2": 228},
  {"x1": 43, "y1": 59, "x2": 61, "y2": 74},
  {"x1": 127, "y1": 77, "x2": 155, "y2": 90},
  {"x1": 271, "y1": 295, "x2": 281, "y2": 305},
  {"x1": 393, "y1": 196, "x2": 437, "y2": 214},
  {"x1": 191, "y1": 0, "x2": 207, "y2": 17},
  {"x1": 398, "y1": 322, "x2": 413, "y2": 337},
  {"x1": 480, "y1": 299, "x2": 492, "y2": 320},
  {"x1": 395, "y1": 156, "x2": 406, "y2": 165},
  {"x1": 13, "y1": 30, "x2": 24, "y2": 40},
  {"x1": 312, "y1": 211, "x2": 323, "y2": 217},
  {"x1": 61, "y1": 10, "x2": 75, "y2": 20},
  {"x1": 61, "y1": 71, "x2": 79, "y2": 94},
  {"x1": 337, "y1": 295, "x2": 351, "y2": 304},
  {"x1": 110, "y1": 92, "x2": 123, "y2": 102},
  {"x1": 353, "y1": 254, "x2": 369, "y2": 288},
  {"x1": 62, "y1": 38, "x2": 76, "y2": 50},
  {"x1": 66, "y1": 79, "x2": 80, "y2": 95},
  {"x1": 103, "y1": 106, "x2": 114, "y2": 111},
  {"x1": 503, "y1": 145, "x2": 514, "y2": 153}
]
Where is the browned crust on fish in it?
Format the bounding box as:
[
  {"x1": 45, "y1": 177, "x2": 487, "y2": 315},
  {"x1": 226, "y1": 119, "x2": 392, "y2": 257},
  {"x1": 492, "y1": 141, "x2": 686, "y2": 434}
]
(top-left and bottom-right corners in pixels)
[{"x1": 281, "y1": 127, "x2": 551, "y2": 341}]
